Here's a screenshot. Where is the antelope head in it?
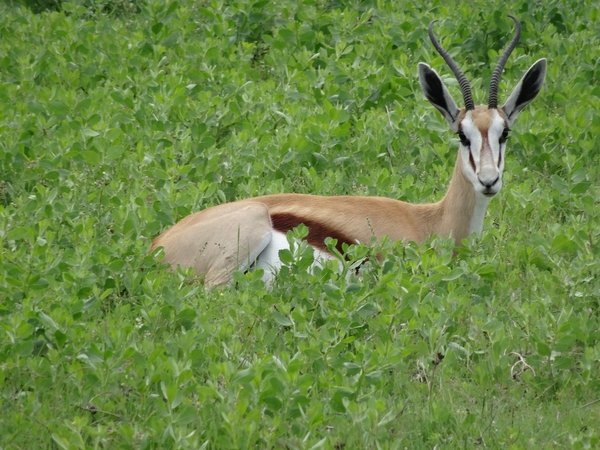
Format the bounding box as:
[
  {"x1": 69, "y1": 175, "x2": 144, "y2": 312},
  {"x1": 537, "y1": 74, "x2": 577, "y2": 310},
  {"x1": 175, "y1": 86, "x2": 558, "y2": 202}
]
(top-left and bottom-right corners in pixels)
[{"x1": 418, "y1": 16, "x2": 547, "y2": 198}]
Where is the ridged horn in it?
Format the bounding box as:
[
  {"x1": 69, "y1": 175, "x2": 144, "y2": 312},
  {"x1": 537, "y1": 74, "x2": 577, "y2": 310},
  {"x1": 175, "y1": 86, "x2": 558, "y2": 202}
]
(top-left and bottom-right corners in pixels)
[
  {"x1": 428, "y1": 20, "x2": 475, "y2": 111},
  {"x1": 488, "y1": 15, "x2": 521, "y2": 109}
]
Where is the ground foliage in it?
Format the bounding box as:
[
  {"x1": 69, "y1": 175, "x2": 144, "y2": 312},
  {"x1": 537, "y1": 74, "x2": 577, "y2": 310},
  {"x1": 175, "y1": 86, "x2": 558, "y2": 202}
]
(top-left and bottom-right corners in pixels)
[{"x1": 1, "y1": 0, "x2": 599, "y2": 448}]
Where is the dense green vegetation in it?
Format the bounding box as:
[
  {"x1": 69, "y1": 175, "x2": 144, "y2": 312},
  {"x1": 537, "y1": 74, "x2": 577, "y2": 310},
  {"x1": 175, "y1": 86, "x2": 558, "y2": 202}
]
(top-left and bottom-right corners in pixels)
[{"x1": 1, "y1": 0, "x2": 599, "y2": 447}]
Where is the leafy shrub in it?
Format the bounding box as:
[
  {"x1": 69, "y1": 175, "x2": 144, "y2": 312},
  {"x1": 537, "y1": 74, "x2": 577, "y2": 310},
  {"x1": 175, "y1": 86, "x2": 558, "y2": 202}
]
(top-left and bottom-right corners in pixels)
[
  {"x1": 0, "y1": 0, "x2": 599, "y2": 448},
  {"x1": 12, "y1": 0, "x2": 143, "y2": 16}
]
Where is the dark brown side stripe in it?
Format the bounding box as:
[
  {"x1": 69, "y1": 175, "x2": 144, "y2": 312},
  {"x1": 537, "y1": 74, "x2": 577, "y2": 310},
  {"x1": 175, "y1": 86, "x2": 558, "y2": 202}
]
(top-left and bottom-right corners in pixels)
[{"x1": 270, "y1": 213, "x2": 356, "y2": 254}]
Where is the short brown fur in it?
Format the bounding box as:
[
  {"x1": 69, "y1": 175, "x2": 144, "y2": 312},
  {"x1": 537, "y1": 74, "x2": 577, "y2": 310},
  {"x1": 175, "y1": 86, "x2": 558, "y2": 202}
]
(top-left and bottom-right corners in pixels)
[{"x1": 151, "y1": 153, "x2": 478, "y2": 287}]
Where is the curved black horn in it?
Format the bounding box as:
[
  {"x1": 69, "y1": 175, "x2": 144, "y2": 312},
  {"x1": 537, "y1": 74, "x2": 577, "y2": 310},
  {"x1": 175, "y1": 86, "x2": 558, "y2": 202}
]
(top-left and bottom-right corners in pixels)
[
  {"x1": 428, "y1": 20, "x2": 475, "y2": 111},
  {"x1": 488, "y1": 15, "x2": 521, "y2": 109}
]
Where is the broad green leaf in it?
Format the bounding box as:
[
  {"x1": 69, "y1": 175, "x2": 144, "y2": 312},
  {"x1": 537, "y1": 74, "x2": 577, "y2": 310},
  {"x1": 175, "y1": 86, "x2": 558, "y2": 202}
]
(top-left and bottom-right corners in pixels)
[
  {"x1": 553, "y1": 334, "x2": 576, "y2": 352},
  {"x1": 82, "y1": 128, "x2": 99, "y2": 137},
  {"x1": 550, "y1": 175, "x2": 569, "y2": 195},
  {"x1": 272, "y1": 311, "x2": 292, "y2": 326},
  {"x1": 231, "y1": 368, "x2": 256, "y2": 384},
  {"x1": 443, "y1": 267, "x2": 464, "y2": 281},
  {"x1": 537, "y1": 341, "x2": 551, "y2": 357},
  {"x1": 174, "y1": 405, "x2": 197, "y2": 424},
  {"x1": 553, "y1": 356, "x2": 573, "y2": 371},
  {"x1": 551, "y1": 234, "x2": 577, "y2": 253},
  {"x1": 27, "y1": 101, "x2": 47, "y2": 115},
  {"x1": 38, "y1": 312, "x2": 59, "y2": 333},
  {"x1": 477, "y1": 265, "x2": 496, "y2": 276},
  {"x1": 6, "y1": 226, "x2": 34, "y2": 241}
]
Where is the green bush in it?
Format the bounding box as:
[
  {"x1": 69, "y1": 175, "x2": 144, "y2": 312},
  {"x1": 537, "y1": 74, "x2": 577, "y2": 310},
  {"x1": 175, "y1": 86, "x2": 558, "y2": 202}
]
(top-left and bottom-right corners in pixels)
[
  {"x1": 0, "y1": 0, "x2": 599, "y2": 448},
  {"x1": 11, "y1": 0, "x2": 143, "y2": 16}
]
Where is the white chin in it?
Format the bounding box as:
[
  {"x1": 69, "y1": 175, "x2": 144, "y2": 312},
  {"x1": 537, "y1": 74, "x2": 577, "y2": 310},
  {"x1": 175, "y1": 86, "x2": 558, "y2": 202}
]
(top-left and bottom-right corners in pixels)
[{"x1": 474, "y1": 187, "x2": 499, "y2": 198}]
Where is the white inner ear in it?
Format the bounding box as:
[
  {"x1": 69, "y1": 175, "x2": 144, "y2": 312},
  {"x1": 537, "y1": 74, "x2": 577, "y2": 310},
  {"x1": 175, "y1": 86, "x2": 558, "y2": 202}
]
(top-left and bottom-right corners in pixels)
[
  {"x1": 418, "y1": 63, "x2": 461, "y2": 132},
  {"x1": 502, "y1": 58, "x2": 547, "y2": 127}
]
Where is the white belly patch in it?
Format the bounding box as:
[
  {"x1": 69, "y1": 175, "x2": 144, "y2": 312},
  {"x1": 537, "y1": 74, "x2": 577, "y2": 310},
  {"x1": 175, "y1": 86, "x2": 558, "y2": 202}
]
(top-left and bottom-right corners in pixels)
[{"x1": 254, "y1": 230, "x2": 334, "y2": 284}]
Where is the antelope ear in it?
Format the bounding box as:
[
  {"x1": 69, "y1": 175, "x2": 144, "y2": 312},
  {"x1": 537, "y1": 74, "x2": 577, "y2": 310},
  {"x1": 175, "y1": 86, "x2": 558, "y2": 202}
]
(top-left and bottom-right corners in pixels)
[
  {"x1": 502, "y1": 58, "x2": 547, "y2": 127},
  {"x1": 418, "y1": 63, "x2": 461, "y2": 132}
]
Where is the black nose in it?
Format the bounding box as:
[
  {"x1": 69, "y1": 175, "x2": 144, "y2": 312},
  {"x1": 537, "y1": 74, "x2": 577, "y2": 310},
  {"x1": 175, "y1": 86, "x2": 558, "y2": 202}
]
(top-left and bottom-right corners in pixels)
[{"x1": 478, "y1": 176, "x2": 499, "y2": 188}]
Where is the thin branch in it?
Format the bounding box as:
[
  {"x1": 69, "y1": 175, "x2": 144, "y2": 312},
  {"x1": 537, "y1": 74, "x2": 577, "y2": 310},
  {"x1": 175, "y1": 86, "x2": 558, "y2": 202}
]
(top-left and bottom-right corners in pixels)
[{"x1": 569, "y1": 398, "x2": 600, "y2": 414}]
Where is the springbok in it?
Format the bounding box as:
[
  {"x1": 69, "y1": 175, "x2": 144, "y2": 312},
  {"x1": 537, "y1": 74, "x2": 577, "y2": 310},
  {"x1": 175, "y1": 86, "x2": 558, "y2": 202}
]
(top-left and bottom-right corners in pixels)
[{"x1": 151, "y1": 16, "x2": 546, "y2": 287}]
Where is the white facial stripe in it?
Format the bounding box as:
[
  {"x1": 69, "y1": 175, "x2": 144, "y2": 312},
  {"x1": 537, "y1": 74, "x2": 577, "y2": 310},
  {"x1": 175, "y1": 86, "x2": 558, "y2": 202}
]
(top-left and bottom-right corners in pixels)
[
  {"x1": 461, "y1": 115, "x2": 481, "y2": 168},
  {"x1": 487, "y1": 111, "x2": 507, "y2": 170}
]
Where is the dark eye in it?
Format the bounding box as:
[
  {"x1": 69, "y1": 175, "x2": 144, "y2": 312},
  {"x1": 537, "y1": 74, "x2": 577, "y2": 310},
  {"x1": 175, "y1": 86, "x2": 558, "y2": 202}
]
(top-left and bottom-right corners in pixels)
[
  {"x1": 457, "y1": 130, "x2": 471, "y2": 147},
  {"x1": 499, "y1": 128, "x2": 509, "y2": 144}
]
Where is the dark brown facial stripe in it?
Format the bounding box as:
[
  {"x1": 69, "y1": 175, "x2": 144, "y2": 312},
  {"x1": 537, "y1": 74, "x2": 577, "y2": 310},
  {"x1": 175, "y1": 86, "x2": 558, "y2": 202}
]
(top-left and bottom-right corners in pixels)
[
  {"x1": 270, "y1": 213, "x2": 355, "y2": 254},
  {"x1": 468, "y1": 151, "x2": 476, "y2": 171}
]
